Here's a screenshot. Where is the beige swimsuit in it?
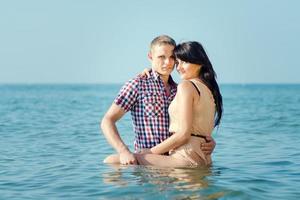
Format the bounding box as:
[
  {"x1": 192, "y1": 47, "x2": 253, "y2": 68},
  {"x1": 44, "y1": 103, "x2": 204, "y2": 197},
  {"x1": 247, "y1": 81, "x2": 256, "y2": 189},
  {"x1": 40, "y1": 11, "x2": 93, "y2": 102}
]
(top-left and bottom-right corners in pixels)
[{"x1": 168, "y1": 79, "x2": 216, "y2": 166}]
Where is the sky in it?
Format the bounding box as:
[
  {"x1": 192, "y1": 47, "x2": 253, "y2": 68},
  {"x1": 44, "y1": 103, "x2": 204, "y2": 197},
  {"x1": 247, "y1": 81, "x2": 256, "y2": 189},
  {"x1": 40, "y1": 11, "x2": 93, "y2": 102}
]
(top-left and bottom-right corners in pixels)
[{"x1": 0, "y1": 0, "x2": 299, "y2": 84}]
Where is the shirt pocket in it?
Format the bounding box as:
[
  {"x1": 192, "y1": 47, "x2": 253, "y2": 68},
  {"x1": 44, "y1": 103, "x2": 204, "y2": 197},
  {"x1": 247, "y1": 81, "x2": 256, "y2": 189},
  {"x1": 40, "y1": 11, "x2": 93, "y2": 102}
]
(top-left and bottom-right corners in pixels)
[{"x1": 143, "y1": 92, "x2": 164, "y2": 118}]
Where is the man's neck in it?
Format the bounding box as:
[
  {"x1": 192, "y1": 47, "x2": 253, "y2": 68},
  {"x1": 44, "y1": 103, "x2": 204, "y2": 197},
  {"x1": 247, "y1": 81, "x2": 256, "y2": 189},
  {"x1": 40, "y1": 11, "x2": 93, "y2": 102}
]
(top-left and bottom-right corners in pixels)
[
  {"x1": 151, "y1": 69, "x2": 170, "y2": 86},
  {"x1": 160, "y1": 74, "x2": 170, "y2": 86},
  {"x1": 160, "y1": 74, "x2": 171, "y2": 97}
]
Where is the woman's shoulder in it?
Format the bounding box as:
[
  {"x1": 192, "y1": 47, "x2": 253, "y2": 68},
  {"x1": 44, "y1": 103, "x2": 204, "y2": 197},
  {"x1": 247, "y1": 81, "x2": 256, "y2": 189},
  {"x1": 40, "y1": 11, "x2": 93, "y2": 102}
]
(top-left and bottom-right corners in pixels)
[{"x1": 177, "y1": 80, "x2": 196, "y2": 94}]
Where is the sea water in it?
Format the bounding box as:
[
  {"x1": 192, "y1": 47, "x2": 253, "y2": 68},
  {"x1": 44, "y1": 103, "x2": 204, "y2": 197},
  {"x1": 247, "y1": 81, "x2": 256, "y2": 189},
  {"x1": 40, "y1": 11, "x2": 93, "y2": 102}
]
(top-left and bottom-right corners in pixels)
[{"x1": 1, "y1": 84, "x2": 300, "y2": 199}]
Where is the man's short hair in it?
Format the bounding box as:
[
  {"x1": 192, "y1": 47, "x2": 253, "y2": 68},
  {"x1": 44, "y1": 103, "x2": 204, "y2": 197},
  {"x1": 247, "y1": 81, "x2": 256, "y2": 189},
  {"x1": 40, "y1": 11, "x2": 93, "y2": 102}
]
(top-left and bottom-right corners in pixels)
[{"x1": 150, "y1": 35, "x2": 176, "y2": 50}]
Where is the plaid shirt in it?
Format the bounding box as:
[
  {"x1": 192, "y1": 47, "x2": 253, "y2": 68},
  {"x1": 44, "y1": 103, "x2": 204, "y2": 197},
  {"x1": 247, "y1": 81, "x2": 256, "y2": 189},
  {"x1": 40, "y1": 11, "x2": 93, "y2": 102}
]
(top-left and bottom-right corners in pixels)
[{"x1": 114, "y1": 70, "x2": 177, "y2": 151}]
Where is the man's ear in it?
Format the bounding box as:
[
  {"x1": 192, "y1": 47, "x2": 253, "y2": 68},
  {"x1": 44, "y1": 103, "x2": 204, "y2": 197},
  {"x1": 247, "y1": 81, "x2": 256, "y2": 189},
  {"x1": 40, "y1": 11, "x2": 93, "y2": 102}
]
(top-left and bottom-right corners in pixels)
[{"x1": 147, "y1": 52, "x2": 152, "y2": 60}]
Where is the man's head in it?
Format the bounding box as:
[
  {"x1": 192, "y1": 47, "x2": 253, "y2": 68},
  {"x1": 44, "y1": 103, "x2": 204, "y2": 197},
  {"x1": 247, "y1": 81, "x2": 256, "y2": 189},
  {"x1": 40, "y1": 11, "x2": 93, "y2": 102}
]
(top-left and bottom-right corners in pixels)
[{"x1": 148, "y1": 35, "x2": 176, "y2": 77}]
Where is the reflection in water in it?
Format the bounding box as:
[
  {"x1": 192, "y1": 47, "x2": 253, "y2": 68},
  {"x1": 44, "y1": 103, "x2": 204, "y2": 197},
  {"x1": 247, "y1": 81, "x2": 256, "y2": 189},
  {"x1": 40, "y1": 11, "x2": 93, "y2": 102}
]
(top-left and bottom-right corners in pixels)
[
  {"x1": 102, "y1": 164, "x2": 226, "y2": 199},
  {"x1": 102, "y1": 165, "x2": 131, "y2": 187},
  {"x1": 168, "y1": 167, "x2": 211, "y2": 190}
]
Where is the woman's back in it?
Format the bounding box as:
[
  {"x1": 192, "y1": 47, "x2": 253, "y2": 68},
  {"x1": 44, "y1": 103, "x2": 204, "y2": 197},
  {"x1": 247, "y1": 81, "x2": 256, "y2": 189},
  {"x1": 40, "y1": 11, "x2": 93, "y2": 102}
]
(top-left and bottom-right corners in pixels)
[{"x1": 169, "y1": 79, "x2": 215, "y2": 136}]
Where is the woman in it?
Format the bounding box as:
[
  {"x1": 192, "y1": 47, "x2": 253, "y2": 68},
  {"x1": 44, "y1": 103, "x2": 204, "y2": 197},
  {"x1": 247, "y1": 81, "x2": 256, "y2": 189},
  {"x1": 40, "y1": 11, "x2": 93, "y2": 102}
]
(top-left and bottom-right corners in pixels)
[{"x1": 104, "y1": 41, "x2": 223, "y2": 167}]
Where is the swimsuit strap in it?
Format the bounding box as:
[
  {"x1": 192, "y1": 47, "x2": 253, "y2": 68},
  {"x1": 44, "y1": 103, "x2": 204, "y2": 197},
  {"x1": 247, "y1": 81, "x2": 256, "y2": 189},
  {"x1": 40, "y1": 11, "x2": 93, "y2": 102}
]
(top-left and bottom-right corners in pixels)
[
  {"x1": 190, "y1": 81, "x2": 201, "y2": 96},
  {"x1": 191, "y1": 133, "x2": 208, "y2": 142}
]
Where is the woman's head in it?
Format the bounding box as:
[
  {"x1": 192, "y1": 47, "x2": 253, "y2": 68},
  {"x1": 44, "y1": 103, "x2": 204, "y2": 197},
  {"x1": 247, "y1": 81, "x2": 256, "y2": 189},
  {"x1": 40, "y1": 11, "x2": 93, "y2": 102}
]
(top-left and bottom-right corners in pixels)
[
  {"x1": 174, "y1": 41, "x2": 223, "y2": 126},
  {"x1": 174, "y1": 41, "x2": 206, "y2": 66},
  {"x1": 174, "y1": 42, "x2": 212, "y2": 79}
]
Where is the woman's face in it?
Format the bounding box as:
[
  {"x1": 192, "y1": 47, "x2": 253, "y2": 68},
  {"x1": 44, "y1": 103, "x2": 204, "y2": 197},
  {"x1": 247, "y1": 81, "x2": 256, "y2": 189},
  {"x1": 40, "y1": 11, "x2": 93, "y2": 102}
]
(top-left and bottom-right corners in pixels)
[{"x1": 176, "y1": 59, "x2": 201, "y2": 80}]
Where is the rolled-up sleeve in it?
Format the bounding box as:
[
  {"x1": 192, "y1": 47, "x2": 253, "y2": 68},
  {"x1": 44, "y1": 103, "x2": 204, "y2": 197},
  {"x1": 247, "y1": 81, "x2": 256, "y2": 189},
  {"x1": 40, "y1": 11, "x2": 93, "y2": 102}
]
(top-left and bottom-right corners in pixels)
[{"x1": 114, "y1": 78, "x2": 139, "y2": 112}]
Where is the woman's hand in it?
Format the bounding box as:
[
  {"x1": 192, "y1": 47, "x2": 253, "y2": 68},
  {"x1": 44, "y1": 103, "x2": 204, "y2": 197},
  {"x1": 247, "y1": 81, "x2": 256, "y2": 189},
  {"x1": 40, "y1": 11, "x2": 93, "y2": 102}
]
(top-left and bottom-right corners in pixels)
[{"x1": 139, "y1": 68, "x2": 151, "y2": 78}]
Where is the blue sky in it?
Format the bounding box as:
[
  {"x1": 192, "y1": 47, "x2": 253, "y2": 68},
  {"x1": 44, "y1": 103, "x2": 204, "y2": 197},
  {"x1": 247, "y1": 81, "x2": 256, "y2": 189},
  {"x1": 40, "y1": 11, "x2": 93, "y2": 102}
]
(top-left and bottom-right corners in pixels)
[{"x1": 0, "y1": 0, "x2": 299, "y2": 84}]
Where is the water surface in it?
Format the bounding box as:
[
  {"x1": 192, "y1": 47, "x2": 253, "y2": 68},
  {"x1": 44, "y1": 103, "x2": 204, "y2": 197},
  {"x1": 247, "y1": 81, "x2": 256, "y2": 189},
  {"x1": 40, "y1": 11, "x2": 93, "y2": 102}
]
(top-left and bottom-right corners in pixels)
[{"x1": 1, "y1": 84, "x2": 299, "y2": 199}]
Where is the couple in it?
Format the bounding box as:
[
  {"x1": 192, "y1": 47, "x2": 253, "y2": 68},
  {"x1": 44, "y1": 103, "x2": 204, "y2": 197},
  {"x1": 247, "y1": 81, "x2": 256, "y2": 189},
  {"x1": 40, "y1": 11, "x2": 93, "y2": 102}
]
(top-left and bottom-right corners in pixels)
[{"x1": 101, "y1": 35, "x2": 222, "y2": 167}]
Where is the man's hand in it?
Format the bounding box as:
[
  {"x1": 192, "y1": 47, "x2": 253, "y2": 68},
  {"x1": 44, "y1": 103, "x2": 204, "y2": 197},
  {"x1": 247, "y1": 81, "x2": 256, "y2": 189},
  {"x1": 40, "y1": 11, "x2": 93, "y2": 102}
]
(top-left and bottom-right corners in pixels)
[
  {"x1": 201, "y1": 136, "x2": 216, "y2": 155},
  {"x1": 119, "y1": 149, "x2": 137, "y2": 165}
]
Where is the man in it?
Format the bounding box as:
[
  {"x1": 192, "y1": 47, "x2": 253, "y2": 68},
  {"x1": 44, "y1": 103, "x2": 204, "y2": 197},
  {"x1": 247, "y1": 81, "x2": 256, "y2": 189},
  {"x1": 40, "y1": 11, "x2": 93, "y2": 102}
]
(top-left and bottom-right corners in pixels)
[{"x1": 101, "y1": 35, "x2": 215, "y2": 165}]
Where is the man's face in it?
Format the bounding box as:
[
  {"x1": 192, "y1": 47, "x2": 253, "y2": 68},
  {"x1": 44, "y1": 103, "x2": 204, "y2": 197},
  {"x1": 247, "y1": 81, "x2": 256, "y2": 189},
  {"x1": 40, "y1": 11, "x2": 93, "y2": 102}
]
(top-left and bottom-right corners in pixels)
[{"x1": 148, "y1": 44, "x2": 175, "y2": 76}]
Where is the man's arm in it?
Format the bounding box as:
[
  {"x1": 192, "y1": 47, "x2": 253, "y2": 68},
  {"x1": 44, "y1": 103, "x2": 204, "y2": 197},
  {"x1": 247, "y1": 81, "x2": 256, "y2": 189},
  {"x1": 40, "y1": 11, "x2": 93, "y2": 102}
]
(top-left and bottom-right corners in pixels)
[{"x1": 101, "y1": 103, "x2": 137, "y2": 165}]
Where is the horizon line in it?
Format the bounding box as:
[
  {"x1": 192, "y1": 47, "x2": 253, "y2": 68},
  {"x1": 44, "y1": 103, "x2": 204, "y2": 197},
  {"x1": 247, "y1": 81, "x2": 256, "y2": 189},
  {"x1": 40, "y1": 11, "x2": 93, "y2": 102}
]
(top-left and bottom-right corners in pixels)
[{"x1": 0, "y1": 82, "x2": 300, "y2": 85}]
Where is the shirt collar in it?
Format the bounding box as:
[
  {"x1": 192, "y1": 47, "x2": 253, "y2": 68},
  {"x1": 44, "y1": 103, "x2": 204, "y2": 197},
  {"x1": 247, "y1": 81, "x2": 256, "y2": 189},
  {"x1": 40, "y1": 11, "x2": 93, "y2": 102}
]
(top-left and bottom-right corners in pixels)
[
  {"x1": 151, "y1": 69, "x2": 160, "y2": 80},
  {"x1": 150, "y1": 69, "x2": 177, "y2": 88}
]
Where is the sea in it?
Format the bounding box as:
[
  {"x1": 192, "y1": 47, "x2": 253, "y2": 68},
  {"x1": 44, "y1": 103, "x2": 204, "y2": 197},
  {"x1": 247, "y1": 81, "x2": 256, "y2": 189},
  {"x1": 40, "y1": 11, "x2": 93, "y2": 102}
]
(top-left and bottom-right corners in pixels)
[{"x1": 1, "y1": 84, "x2": 300, "y2": 199}]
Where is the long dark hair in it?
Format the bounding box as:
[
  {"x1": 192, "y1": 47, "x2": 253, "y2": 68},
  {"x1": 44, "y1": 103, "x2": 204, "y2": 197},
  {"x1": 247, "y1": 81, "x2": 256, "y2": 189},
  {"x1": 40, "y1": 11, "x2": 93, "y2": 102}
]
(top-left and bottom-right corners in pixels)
[{"x1": 174, "y1": 41, "x2": 223, "y2": 126}]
